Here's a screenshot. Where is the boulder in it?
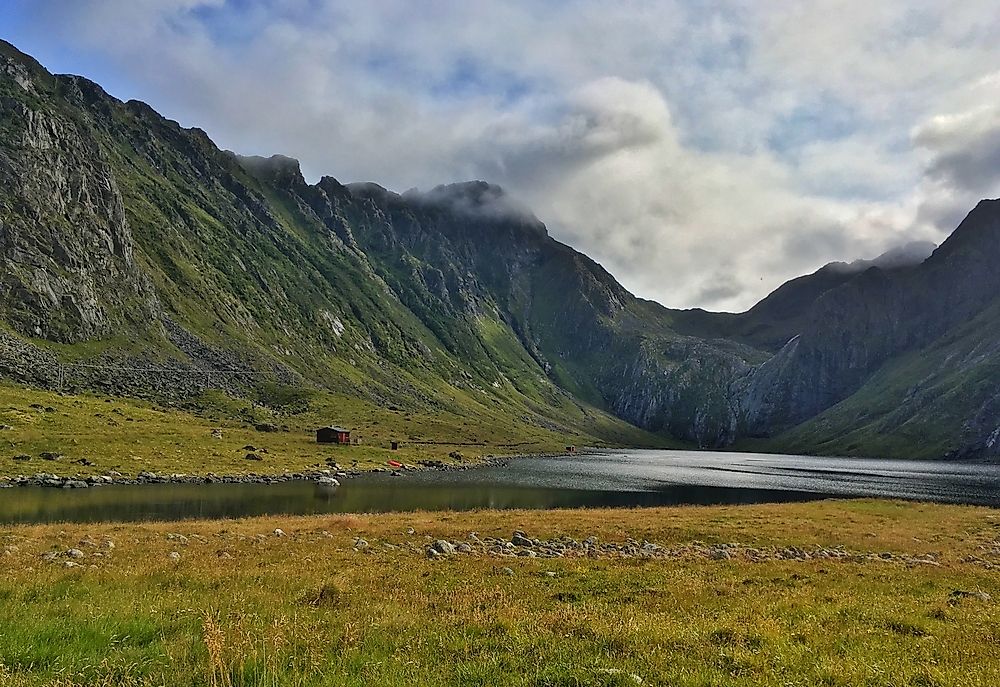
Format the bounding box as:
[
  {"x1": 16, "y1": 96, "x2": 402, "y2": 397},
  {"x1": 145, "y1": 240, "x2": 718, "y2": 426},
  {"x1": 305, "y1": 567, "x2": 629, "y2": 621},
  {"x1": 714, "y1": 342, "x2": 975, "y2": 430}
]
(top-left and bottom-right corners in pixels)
[
  {"x1": 430, "y1": 540, "x2": 456, "y2": 556},
  {"x1": 511, "y1": 531, "x2": 534, "y2": 547}
]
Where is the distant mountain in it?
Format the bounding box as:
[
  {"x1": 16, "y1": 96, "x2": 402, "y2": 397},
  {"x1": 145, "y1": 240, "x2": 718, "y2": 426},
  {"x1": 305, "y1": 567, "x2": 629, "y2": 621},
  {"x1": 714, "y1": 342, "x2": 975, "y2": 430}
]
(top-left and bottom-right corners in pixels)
[
  {"x1": 672, "y1": 241, "x2": 937, "y2": 350},
  {"x1": 739, "y1": 203, "x2": 1000, "y2": 461},
  {"x1": 1, "y1": 39, "x2": 998, "y2": 461}
]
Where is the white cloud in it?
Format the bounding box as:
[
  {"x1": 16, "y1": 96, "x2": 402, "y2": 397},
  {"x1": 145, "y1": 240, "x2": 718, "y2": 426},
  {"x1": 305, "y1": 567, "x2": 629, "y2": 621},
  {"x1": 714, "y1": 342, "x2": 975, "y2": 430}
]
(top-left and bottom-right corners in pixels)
[{"x1": 9, "y1": 0, "x2": 1000, "y2": 310}]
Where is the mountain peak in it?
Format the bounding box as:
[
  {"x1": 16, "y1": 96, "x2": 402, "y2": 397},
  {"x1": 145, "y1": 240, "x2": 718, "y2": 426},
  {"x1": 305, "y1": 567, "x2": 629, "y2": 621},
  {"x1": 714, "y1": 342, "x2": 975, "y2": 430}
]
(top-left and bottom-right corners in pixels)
[
  {"x1": 0, "y1": 39, "x2": 46, "y2": 72},
  {"x1": 0, "y1": 39, "x2": 54, "y2": 93},
  {"x1": 928, "y1": 198, "x2": 1000, "y2": 263},
  {"x1": 403, "y1": 180, "x2": 543, "y2": 229},
  {"x1": 233, "y1": 153, "x2": 306, "y2": 189},
  {"x1": 823, "y1": 240, "x2": 936, "y2": 276}
]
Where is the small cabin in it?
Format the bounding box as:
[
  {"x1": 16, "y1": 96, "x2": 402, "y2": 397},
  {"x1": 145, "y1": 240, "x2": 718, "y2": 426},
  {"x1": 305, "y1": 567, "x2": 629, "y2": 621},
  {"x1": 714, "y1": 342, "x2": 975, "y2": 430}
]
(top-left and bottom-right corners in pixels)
[{"x1": 317, "y1": 426, "x2": 351, "y2": 445}]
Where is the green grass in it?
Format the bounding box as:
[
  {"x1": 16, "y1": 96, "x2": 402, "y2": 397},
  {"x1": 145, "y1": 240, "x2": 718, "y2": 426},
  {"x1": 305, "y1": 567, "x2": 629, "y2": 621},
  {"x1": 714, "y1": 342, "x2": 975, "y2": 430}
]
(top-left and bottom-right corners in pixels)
[
  {"x1": 0, "y1": 382, "x2": 672, "y2": 479},
  {"x1": 0, "y1": 500, "x2": 998, "y2": 685}
]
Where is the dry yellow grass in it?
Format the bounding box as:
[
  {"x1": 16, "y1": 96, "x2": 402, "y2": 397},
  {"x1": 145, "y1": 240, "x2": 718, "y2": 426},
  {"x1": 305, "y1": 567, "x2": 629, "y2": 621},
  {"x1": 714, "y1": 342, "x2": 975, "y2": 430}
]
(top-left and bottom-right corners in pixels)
[{"x1": 1, "y1": 499, "x2": 998, "y2": 685}]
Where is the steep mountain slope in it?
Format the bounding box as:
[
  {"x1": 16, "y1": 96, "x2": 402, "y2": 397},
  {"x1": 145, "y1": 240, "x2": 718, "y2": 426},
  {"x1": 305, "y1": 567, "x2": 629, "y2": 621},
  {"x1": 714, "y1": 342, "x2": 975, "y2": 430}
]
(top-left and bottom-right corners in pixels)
[
  {"x1": 741, "y1": 201, "x2": 1000, "y2": 434},
  {"x1": 0, "y1": 39, "x2": 749, "y2": 449},
  {"x1": 739, "y1": 204, "x2": 1000, "y2": 460},
  {"x1": 0, "y1": 39, "x2": 671, "y2": 448}
]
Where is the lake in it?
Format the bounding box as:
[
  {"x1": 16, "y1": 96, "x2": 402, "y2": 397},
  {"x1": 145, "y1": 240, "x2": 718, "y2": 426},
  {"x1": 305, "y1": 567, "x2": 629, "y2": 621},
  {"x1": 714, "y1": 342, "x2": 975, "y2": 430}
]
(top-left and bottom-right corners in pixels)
[{"x1": 2, "y1": 449, "x2": 998, "y2": 524}]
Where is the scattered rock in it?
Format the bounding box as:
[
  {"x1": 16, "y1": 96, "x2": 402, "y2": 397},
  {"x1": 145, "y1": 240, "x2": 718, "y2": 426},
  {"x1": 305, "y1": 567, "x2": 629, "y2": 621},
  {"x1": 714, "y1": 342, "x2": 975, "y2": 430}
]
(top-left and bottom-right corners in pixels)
[
  {"x1": 12, "y1": 454, "x2": 31, "y2": 462},
  {"x1": 65, "y1": 548, "x2": 84, "y2": 559},
  {"x1": 39, "y1": 452, "x2": 62, "y2": 461},
  {"x1": 499, "y1": 566, "x2": 515, "y2": 576},
  {"x1": 511, "y1": 531, "x2": 534, "y2": 547},
  {"x1": 244, "y1": 453, "x2": 263, "y2": 461},
  {"x1": 273, "y1": 528, "x2": 285, "y2": 537},
  {"x1": 255, "y1": 423, "x2": 279, "y2": 433},
  {"x1": 168, "y1": 551, "x2": 181, "y2": 561},
  {"x1": 430, "y1": 540, "x2": 456, "y2": 556}
]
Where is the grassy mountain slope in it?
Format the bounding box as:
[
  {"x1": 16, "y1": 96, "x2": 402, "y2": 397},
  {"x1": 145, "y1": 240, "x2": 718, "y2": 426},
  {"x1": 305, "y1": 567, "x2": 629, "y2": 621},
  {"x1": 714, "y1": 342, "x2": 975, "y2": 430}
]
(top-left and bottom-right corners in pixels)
[{"x1": 0, "y1": 39, "x2": 674, "y2": 462}]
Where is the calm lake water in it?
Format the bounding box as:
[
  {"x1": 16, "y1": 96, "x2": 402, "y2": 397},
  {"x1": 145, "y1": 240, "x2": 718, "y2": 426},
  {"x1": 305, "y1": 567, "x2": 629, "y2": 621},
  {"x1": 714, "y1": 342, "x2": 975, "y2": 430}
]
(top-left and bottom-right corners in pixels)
[{"x1": 2, "y1": 449, "x2": 998, "y2": 524}]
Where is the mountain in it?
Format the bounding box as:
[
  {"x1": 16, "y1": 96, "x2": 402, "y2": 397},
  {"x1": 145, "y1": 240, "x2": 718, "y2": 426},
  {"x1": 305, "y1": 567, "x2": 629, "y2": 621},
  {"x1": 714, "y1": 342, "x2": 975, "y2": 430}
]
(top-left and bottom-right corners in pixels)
[
  {"x1": 1, "y1": 39, "x2": 998, "y2": 462},
  {"x1": 739, "y1": 205, "x2": 1000, "y2": 461}
]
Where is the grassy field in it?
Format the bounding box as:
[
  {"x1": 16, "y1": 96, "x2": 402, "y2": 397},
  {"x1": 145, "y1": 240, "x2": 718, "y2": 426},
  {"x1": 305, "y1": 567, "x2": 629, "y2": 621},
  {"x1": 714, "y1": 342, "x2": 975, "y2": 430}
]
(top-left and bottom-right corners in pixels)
[
  {"x1": 0, "y1": 499, "x2": 998, "y2": 686},
  {"x1": 0, "y1": 382, "x2": 671, "y2": 480}
]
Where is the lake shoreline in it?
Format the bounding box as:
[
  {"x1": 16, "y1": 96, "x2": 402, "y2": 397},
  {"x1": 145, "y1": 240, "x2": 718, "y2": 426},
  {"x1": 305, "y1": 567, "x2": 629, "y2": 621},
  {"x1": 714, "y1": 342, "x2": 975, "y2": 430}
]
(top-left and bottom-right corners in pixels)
[{"x1": 0, "y1": 450, "x2": 582, "y2": 490}]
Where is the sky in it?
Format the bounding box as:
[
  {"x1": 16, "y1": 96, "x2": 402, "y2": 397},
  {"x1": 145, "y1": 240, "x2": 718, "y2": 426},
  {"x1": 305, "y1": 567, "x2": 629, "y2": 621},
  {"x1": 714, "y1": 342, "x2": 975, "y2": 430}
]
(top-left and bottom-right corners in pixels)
[{"x1": 3, "y1": 1, "x2": 1000, "y2": 312}]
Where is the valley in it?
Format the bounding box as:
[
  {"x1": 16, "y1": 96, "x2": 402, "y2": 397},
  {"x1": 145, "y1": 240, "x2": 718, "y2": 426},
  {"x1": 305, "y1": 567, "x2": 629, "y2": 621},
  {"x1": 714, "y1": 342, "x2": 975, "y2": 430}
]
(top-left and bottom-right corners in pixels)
[{"x1": 3, "y1": 39, "x2": 1000, "y2": 468}]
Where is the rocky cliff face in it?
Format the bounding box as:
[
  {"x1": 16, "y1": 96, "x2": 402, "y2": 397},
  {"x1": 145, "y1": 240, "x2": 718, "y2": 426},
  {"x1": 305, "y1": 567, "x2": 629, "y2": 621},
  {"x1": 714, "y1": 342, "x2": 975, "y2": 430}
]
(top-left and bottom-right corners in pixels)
[{"x1": 0, "y1": 47, "x2": 155, "y2": 342}]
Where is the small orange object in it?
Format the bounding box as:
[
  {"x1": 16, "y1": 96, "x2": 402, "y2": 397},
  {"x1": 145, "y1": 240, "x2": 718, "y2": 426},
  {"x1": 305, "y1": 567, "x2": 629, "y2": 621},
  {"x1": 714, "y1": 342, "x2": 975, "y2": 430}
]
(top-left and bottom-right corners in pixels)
[{"x1": 387, "y1": 460, "x2": 403, "y2": 468}]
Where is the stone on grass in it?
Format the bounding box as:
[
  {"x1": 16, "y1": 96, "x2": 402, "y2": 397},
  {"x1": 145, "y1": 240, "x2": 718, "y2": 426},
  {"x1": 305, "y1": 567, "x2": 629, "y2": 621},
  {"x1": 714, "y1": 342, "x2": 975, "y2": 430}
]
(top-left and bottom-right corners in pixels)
[
  {"x1": 431, "y1": 540, "x2": 456, "y2": 556},
  {"x1": 511, "y1": 531, "x2": 534, "y2": 547}
]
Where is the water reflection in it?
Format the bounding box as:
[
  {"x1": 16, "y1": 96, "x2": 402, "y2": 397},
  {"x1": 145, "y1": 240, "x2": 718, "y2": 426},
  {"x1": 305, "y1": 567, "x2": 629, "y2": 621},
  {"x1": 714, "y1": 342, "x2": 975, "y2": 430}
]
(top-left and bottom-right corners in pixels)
[
  {"x1": 1, "y1": 449, "x2": 998, "y2": 524},
  {"x1": 0, "y1": 479, "x2": 825, "y2": 525}
]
